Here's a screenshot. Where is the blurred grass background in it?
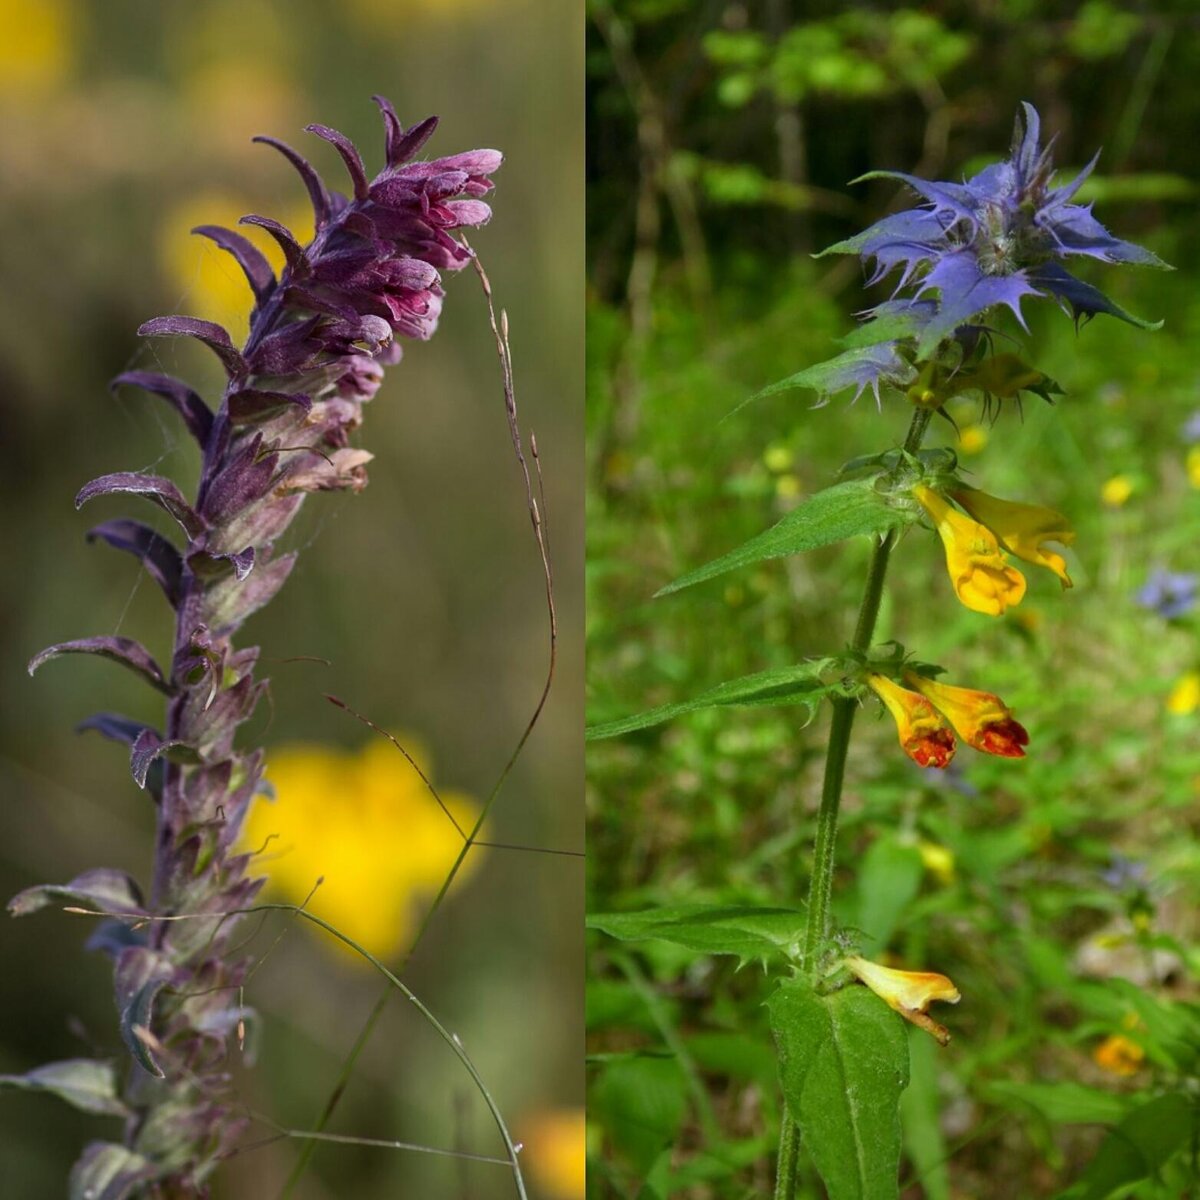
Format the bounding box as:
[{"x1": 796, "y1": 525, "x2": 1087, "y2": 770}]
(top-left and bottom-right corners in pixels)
[
  {"x1": 586, "y1": 1, "x2": 1200, "y2": 1196},
  {"x1": 0, "y1": 1, "x2": 583, "y2": 1197}
]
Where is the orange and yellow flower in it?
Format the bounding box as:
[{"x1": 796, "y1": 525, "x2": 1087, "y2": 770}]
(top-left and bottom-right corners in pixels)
[
  {"x1": 906, "y1": 674, "x2": 1029, "y2": 758},
  {"x1": 949, "y1": 486, "x2": 1074, "y2": 588},
  {"x1": 844, "y1": 955, "x2": 961, "y2": 1045},
  {"x1": 867, "y1": 674, "x2": 956, "y2": 768},
  {"x1": 1093, "y1": 1033, "x2": 1144, "y2": 1077},
  {"x1": 913, "y1": 484, "x2": 1026, "y2": 616}
]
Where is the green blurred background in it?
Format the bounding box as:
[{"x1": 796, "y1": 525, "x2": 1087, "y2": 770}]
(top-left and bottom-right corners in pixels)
[
  {"x1": 0, "y1": 1, "x2": 583, "y2": 1197},
  {"x1": 587, "y1": 1, "x2": 1200, "y2": 1197}
]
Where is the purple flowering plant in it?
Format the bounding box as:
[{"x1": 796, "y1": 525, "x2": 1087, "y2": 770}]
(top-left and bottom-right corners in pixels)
[
  {"x1": 589, "y1": 103, "x2": 1168, "y2": 1197},
  {"x1": 7, "y1": 98, "x2": 533, "y2": 1199}
]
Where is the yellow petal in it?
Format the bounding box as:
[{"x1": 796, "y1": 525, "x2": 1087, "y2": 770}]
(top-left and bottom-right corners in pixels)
[
  {"x1": 844, "y1": 955, "x2": 961, "y2": 1045},
  {"x1": 1093, "y1": 1034, "x2": 1144, "y2": 1077},
  {"x1": 951, "y1": 487, "x2": 1074, "y2": 588},
  {"x1": 913, "y1": 485, "x2": 1026, "y2": 616},
  {"x1": 1166, "y1": 672, "x2": 1200, "y2": 716},
  {"x1": 1101, "y1": 475, "x2": 1134, "y2": 507}
]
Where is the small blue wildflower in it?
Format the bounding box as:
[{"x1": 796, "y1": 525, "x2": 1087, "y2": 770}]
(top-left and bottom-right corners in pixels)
[
  {"x1": 818, "y1": 103, "x2": 1170, "y2": 395},
  {"x1": 1101, "y1": 854, "x2": 1149, "y2": 891},
  {"x1": 1135, "y1": 567, "x2": 1198, "y2": 619},
  {"x1": 1182, "y1": 410, "x2": 1200, "y2": 444}
]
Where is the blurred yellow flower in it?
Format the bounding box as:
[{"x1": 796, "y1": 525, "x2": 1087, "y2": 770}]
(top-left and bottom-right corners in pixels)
[
  {"x1": 1187, "y1": 446, "x2": 1200, "y2": 489},
  {"x1": 239, "y1": 737, "x2": 481, "y2": 962},
  {"x1": 1166, "y1": 672, "x2": 1200, "y2": 716},
  {"x1": 1093, "y1": 1033, "x2": 1144, "y2": 1077},
  {"x1": 522, "y1": 1108, "x2": 585, "y2": 1200},
  {"x1": 844, "y1": 955, "x2": 961, "y2": 1045},
  {"x1": 956, "y1": 424, "x2": 988, "y2": 455},
  {"x1": 763, "y1": 444, "x2": 794, "y2": 472},
  {"x1": 0, "y1": 0, "x2": 77, "y2": 97},
  {"x1": 158, "y1": 193, "x2": 313, "y2": 341},
  {"x1": 775, "y1": 474, "x2": 802, "y2": 499},
  {"x1": 917, "y1": 839, "x2": 956, "y2": 886},
  {"x1": 1100, "y1": 475, "x2": 1134, "y2": 507}
]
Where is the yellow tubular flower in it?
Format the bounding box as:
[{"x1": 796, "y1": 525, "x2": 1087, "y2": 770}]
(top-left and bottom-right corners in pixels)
[
  {"x1": 905, "y1": 673, "x2": 1029, "y2": 758},
  {"x1": 950, "y1": 486, "x2": 1075, "y2": 588},
  {"x1": 866, "y1": 674, "x2": 956, "y2": 768},
  {"x1": 913, "y1": 484, "x2": 1027, "y2": 616},
  {"x1": 844, "y1": 955, "x2": 961, "y2": 1045}
]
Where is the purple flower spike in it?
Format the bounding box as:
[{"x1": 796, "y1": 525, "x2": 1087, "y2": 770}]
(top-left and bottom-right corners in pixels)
[
  {"x1": 1135, "y1": 567, "x2": 1198, "y2": 619},
  {"x1": 19, "y1": 99, "x2": 501, "y2": 1195},
  {"x1": 824, "y1": 102, "x2": 1170, "y2": 361}
]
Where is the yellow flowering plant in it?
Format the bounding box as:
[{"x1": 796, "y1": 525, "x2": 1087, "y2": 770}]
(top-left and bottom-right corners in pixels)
[{"x1": 588, "y1": 102, "x2": 1169, "y2": 1200}]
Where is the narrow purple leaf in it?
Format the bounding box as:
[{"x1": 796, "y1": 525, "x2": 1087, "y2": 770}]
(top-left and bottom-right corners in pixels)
[
  {"x1": 238, "y1": 214, "x2": 307, "y2": 274},
  {"x1": 8, "y1": 867, "x2": 145, "y2": 917},
  {"x1": 28, "y1": 636, "x2": 172, "y2": 695},
  {"x1": 191, "y1": 225, "x2": 276, "y2": 305},
  {"x1": 371, "y1": 94, "x2": 406, "y2": 163},
  {"x1": 227, "y1": 388, "x2": 312, "y2": 424},
  {"x1": 252, "y1": 134, "x2": 332, "y2": 228},
  {"x1": 388, "y1": 114, "x2": 439, "y2": 167},
  {"x1": 137, "y1": 315, "x2": 247, "y2": 379},
  {"x1": 114, "y1": 946, "x2": 174, "y2": 1077},
  {"x1": 187, "y1": 544, "x2": 256, "y2": 581},
  {"x1": 305, "y1": 122, "x2": 370, "y2": 199},
  {"x1": 86, "y1": 519, "x2": 182, "y2": 606},
  {"x1": 109, "y1": 372, "x2": 214, "y2": 447},
  {"x1": 76, "y1": 712, "x2": 155, "y2": 747},
  {"x1": 76, "y1": 472, "x2": 205, "y2": 539},
  {"x1": 200, "y1": 437, "x2": 276, "y2": 525},
  {"x1": 129, "y1": 728, "x2": 199, "y2": 790}
]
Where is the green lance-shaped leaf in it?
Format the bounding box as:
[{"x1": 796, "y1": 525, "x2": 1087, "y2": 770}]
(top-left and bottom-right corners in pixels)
[
  {"x1": 735, "y1": 345, "x2": 917, "y2": 412},
  {"x1": 0, "y1": 1059, "x2": 131, "y2": 1118},
  {"x1": 769, "y1": 981, "x2": 910, "y2": 1200},
  {"x1": 586, "y1": 660, "x2": 834, "y2": 740},
  {"x1": 1070, "y1": 1092, "x2": 1196, "y2": 1200},
  {"x1": 657, "y1": 479, "x2": 909, "y2": 597},
  {"x1": 589, "y1": 904, "x2": 807, "y2": 968}
]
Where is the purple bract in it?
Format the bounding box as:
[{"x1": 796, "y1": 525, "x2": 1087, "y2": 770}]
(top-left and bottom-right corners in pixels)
[{"x1": 18, "y1": 97, "x2": 500, "y2": 1197}]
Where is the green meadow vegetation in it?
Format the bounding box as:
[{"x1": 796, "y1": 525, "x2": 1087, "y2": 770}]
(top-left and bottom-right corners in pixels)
[{"x1": 586, "y1": 3, "x2": 1200, "y2": 1196}]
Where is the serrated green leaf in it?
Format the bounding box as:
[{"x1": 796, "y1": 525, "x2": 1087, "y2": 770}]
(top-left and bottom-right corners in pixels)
[
  {"x1": 769, "y1": 982, "x2": 910, "y2": 1200},
  {"x1": 838, "y1": 311, "x2": 926, "y2": 348},
  {"x1": 589, "y1": 904, "x2": 807, "y2": 966},
  {"x1": 0, "y1": 1059, "x2": 130, "y2": 1118},
  {"x1": 656, "y1": 479, "x2": 908, "y2": 597},
  {"x1": 586, "y1": 662, "x2": 832, "y2": 740},
  {"x1": 1077, "y1": 1092, "x2": 1195, "y2": 1200},
  {"x1": 739, "y1": 345, "x2": 916, "y2": 411}
]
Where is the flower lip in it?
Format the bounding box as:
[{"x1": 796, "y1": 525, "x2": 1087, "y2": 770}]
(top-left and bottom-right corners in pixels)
[
  {"x1": 905, "y1": 672, "x2": 1029, "y2": 759},
  {"x1": 844, "y1": 954, "x2": 961, "y2": 1045},
  {"x1": 866, "y1": 674, "x2": 956, "y2": 769},
  {"x1": 913, "y1": 484, "x2": 1027, "y2": 617},
  {"x1": 949, "y1": 485, "x2": 1075, "y2": 589}
]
